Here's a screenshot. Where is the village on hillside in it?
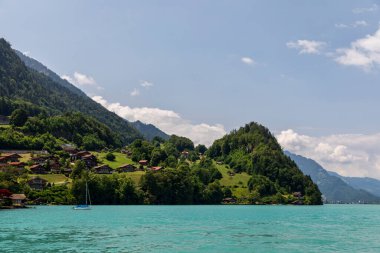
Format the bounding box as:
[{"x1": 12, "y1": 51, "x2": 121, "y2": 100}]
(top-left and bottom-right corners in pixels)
[{"x1": 0, "y1": 145, "x2": 175, "y2": 208}]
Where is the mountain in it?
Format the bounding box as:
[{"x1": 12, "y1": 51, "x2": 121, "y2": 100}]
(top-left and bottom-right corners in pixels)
[
  {"x1": 207, "y1": 122, "x2": 322, "y2": 205},
  {"x1": 0, "y1": 38, "x2": 141, "y2": 144},
  {"x1": 14, "y1": 50, "x2": 86, "y2": 97},
  {"x1": 328, "y1": 171, "x2": 380, "y2": 198},
  {"x1": 286, "y1": 151, "x2": 380, "y2": 203},
  {"x1": 13, "y1": 45, "x2": 169, "y2": 142},
  {"x1": 131, "y1": 120, "x2": 169, "y2": 141}
]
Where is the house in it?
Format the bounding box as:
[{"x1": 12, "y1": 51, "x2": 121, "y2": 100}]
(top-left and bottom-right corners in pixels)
[
  {"x1": 62, "y1": 144, "x2": 78, "y2": 154},
  {"x1": 30, "y1": 156, "x2": 48, "y2": 164},
  {"x1": 81, "y1": 154, "x2": 97, "y2": 167},
  {"x1": 29, "y1": 164, "x2": 47, "y2": 174},
  {"x1": 70, "y1": 151, "x2": 91, "y2": 161},
  {"x1": 63, "y1": 168, "x2": 72, "y2": 177},
  {"x1": 0, "y1": 189, "x2": 12, "y2": 199},
  {"x1": 9, "y1": 194, "x2": 26, "y2": 207},
  {"x1": 8, "y1": 161, "x2": 25, "y2": 167},
  {"x1": 117, "y1": 164, "x2": 136, "y2": 172},
  {"x1": 0, "y1": 189, "x2": 12, "y2": 206},
  {"x1": 222, "y1": 197, "x2": 237, "y2": 204},
  {"x1": 121, "y1": 149, "x2": 132, "y2": 156},
  {"x1": 27, "y1": 177, "x2": 48, "y2": 190},
  {"x1": 0, "y1": 156, "x2": 7, "y2": 164},
  {"x1": 181, "y1": 151, "x2": 189, "y2": 158},
  {"x1": 139, "y1": 160, "x2": 148, "y2": 166},
  {"x1": 293, "y1": 192, "x2": 303, "y2": 199},
  {"x1": 93, "y1": 164, "x2": 113, "y2": 174},
  {"x1": 0, "y1": 153, "x2": 21, "y2": 163},
  {"x1": 7, "y1": 162, "x2": 26, "y2": 173},
  {"x1": 151, "y1": 166, "x2": 163, "y2": 171}
]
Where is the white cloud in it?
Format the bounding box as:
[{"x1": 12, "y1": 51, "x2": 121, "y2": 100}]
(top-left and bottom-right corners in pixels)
[
  {"x1": 335, "y1": 20, "x2": 368, "y2": 29},
  {"x1": 92, "y1": 96, "x2": 226, "y2": 146},
  {"x1": 241, "y1": 57, "x2": 255, "y2": 65},
  {"x1": 276, "y1": 129, "x2": 380, "y2": 179},
  {"x1": 352, "y1": 4, "x2": 378, "y2": 14},
  {"x1": 286, "y1": 40, "x2": 326, "y2": 54},
  {"x1": 130, "y1": 88, "x2": 140, "y2": 97},
  {"x1": 335, "y1": 27, "x2": 380, "y2": 69},
  {"x1": 140, "y1": 80, "x2": 154, "y2": 88},
  {"x1": 353, "y1": 20, "x2": 369, "y2": 27},
  {"x1": 335, "y1": 23, "x2": 349, "y2": 29},
  {"x1": 61, "y1": 71, "x2": 103, "y2": 91},
  {"x1": 23, "y1": 51, "x2": 30, "y2": 56}
]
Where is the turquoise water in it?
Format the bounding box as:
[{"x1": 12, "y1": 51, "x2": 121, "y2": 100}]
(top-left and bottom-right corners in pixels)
[{"x1": 1, "y1": 205, "x2": 380, "y2": 252}]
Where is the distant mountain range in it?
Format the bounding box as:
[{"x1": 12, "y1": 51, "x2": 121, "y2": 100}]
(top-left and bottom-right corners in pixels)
[
  {"x1": 0, "y1": 39, "x2": 168, "y2": 143},
  {"x1": 286, "y1": 151, "x2": 380, "y2": 203},
  {"x1": 328, "y1": 171, "x2": 380, "y2": 198}
]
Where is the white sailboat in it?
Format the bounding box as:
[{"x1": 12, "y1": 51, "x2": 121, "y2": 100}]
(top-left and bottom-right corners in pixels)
[{"x1": 73, "y1": 180, "x2": 91, "y2": 210}]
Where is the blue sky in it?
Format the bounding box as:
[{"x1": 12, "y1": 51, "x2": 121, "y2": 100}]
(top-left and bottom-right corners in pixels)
[{"x1": 1, "y1": 0, "x2": 380, "y2": 178}]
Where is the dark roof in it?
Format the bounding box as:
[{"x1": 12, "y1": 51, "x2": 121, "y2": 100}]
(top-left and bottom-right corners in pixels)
[
  {"x1": 94, "y1": 164, "x2": 111, "y2": 169},
  {"x1": 1, "y1": 153, "x2": 21, "y2": 158}
]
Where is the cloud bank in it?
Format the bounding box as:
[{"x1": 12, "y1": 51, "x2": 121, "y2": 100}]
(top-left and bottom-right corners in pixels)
[
  {"x1": 335, "y1": 27, "x2": 380, "y2": 69},
  {"x1": 92, "y1": 96, "x2": 226, "y2": 146},
  {"x1": 276, "y1": 129, "x2": 380, "y2": 179}
]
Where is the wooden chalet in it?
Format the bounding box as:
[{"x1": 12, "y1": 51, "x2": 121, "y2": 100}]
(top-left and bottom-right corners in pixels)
[
  {"x1": 9, "y1": 194, "x2": 26, "y2": 207},
  {"x1": 63, "y1": 168, "x2": 72, "y2": 177},
  {"x1": 29, "y1": 164, "x2": 48, "y2": 174},
  {"x1": 117, "y1": 164, "x2": 136, "y2": 172},
  {"x1": 0, "y1": 153, "x2": 21, "y2": 163},
  {"x1": 151, "y1": 166, "x2": 163, "y2": 171},
  {"x1": 93, "y1": 164, "x2": 113, "y2": 174},
  {"x1": 27, "y1": 177, "x2": 48, "y2": 190},
  {"x1": 81, "y1": 154, "x2": 97, "y2": 167},
  {"x1": 139, "y1": 160, "x2": 148, "y2": 166},
  {"x1": 30, "y1": 156, "x2": 49, "y2": 164}
]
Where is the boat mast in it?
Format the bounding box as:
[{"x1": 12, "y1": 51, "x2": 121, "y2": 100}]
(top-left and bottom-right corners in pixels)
[{"x1": 85, "y1": 181, "x2": 88, "y2": 205}]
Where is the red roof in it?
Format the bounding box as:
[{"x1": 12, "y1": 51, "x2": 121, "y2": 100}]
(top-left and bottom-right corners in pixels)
[
  {"x1": 0, "y1": 189, "x2": 12, "y2": 197},
  {"x1": 151, "y1": 166, "x2": 162, "y2": 171},
  {"x1": 30, "y1": 164, "x2": 44, "y2": 169},
  {"x1": 8, "y1": 162, "x2": 25, "y2": 166}
]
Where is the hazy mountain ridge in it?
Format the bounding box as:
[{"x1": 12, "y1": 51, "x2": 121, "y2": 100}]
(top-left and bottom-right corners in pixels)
[
  {"x1": 328, "y1": 171, "x2": 380, "y2": 198},
  {"x1": 131, "y1": 120, "x2": 169, "y2": 141},
  {"x1": 286, "y1": 151, "x2": 380, "y2": 203}
]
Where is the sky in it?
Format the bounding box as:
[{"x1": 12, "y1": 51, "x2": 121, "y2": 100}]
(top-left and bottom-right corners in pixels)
[{"x1": 1, "y1": 0, "x2": 380, "y2": 178}]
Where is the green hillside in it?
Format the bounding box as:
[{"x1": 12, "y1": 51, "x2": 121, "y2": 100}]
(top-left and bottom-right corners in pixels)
[{"x1": 207, "y1": 122, "x2": 322, "y2": 205}]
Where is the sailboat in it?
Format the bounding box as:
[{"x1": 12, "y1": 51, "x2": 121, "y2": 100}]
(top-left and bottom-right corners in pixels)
[{"x1": 73, "y1": 180, "x2": 91, "y2": 210}]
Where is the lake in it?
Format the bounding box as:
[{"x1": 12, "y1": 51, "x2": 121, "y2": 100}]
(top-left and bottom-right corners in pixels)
[{"x1": 1, "y1": 205, "x2": 379, "y2": 252}]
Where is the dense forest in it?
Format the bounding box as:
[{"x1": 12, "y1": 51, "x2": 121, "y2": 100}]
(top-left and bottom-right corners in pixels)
[{"x1": 0, "y1": 110, "x2": 120, "y2": 151}]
